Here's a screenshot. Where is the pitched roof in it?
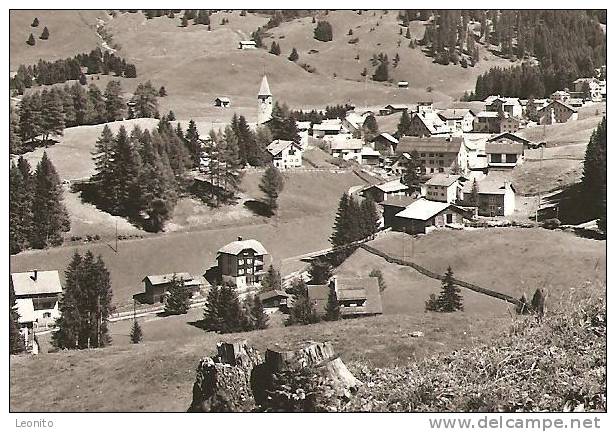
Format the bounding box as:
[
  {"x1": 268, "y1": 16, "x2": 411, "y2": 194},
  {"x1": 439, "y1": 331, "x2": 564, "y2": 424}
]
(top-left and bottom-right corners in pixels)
[
  {"x1": 335, "y1": 277, "x2": 383, "y2": 316},
  {"x1": 215, "y1": 96, "x2": 230, "y2": 103},
  {"x1": 259, "y1": 290, "x2": 290, "y2": 302},
  {"x1": 307, "y1": 284, "x2": 329, "y2": 315},
  {"x1": 476, "y1": 110, "x2": 499, "y2": 118},
  {"x1": 379, "y1": 195, "x2": 418, "y2": 208},
  {"x1": 462, "y1": 177, "x2": 514, "y2": 195},
  {"x1": 143, "y1": 272, "x2": 193, "y2": 286},
  {"x1": 267, "y1": 139, "x2": 299, "y2": 156},
  {"x1": 425, "y1": 173, "x2": 459, "y2": 187},
  {"x1": 11, "y1": 271, "x2": 62, "y2": 296},
  {"x1": 395, "y1": 198, "x2": 462, "y2": 220},
  {"x1": 538, "y1": 100, "x2": 577, "y2": 113},
  {"x1": 411, "y1": 112, "x2": 450, "y2": 134},
  {"x1": 258, "y1": 75, "x2": 272, "y2": 96},
  {"x1": 376, "y1": 132, "x2": 399, "y2": 144},
  {"x1": 384, "y1": 104, "x2": 408, "y2": 110},
  {"x1": 487, "y1": 132, "x2": 532, "y2": 145},
  {"x1": 367, "y1": 178, "x2": 408, "y2": 193},
  {"x1": 330, "y1": 139, "x2": 363, "y2": 150},
  {"x1": 396, "y1": 136, "x2": 463, "y2": 154},
  {"x1": 217, "y1": 239, "x2": 268, "y2": 256},
  {"x1": 485, "y1": 141, "x2": 524, "y2": 155},
  {"x1": 360, "y1": 146, "x2": 381, "y2": 157}
]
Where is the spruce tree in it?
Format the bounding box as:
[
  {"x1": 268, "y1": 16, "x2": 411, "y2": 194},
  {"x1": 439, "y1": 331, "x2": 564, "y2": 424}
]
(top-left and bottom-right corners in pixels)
[
  {"x1": 397, "y1": 110, "x2": 412, "y2": 137},
  {"x1": 531, "y1": 288, "x2": 545, "y2": 316},
  {"x1": 130, "y1": 320, "x2": 143, "y2": 343},
  {"x1": 359, "y1": 196, "x2": 380, "y2": 238},
  {"x1": 104, "y1": 80, "x2": 125, "y2": 122},
  {"x1": 26, "y1": 33, "x2": 36, "y2": 46},
  {"x1": 330, "y1": 192, "x2": 351, "y2": 248},
  {"x1": 86, "y1": 83, "x2": 107, "y2": 124},
  {"x1": 436, "y1": 266, "x2": 463, "y2": 312},
  {"x1": 324, "y1": 283, "x2": 340, "y2": 321},
  {"x1": 40, "y1": 89, "x2": 65, "y2": 142},
  {"x1": 269, "y1": 41, "x2": 281, "y2": 55},
  {"x1": 40, "y1": 26, "x2": 50, "y2": 40},
  {"x1": 158, "y1": 86, "x2": 167, "y2": 97},
  {"x1": 308, "y1": 258, "x2": 332, "y2": 284},
  {"x1": 372, "y1": 60, "x2": 389, "y2": 82},
  {"x1": 313, "y1": 21, "x2": 333, "y2": 42},
  {"x1": 164, "y1": 274, "x2": 191, "y2": 315},
  {"x1": 259, "y1": 165, "x2": 285, "y2": 215},
  {"x1": 185, "y1": 119, "x2": 201, "y2": 167},
  {"x1": 31, "y1": 17, "x2": 39, "y2": 27},
  {"x1": 582, "y1": 117, "x2": 606, "y2": 228},
  {"x1": 31, "y1": 152, "x2": 70, "y2": 248},
  {"x1": 112, "y1": 126, "x2": 142, "y2": 216},
  {"x1": 285, "y1": 280, "x2": 320, "y2": 326},
  {"x1": 9, "y1": 284, "x2": 25, "y2": 354},
  {"x1": 217, "y1": 283, "x2": 247, "y2": 333},
  {"x1": 9, "y1": 160, "x2": 34, "y2": 253},
  {"x1": 261, "y1": 265, "x2": 282, "y2": 292},
  {"x1": 288, "y1": 47, "x2": 299, "y2": 62},
  {"x1": 53, "y1": 251, "x2": 83, "y2": 349},
  {"x1": 131, "y1": 81, "x2": 159, "y2": 118},
  {"x1": 203, "y1": 284, "x2": 223, "y2": 332},
  {"x1": 362, "y1": 114, "x2": 379, "y2": 141},
  {"x1": 249, "y1": 295, "x2": 269, "y2": 330},
  {"x1": 469, "y1": 178, "x2": 480, "y2": 207}
]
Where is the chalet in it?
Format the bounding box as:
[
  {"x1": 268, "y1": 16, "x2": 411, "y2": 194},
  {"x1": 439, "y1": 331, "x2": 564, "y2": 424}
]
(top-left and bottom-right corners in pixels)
[
  {"x1": 423, "y1": 174, "x2": 460, "y2": 203},
  {"x1": 379, "y1": 104, "x2": 408, "y2": 116},
  {"x1": 460, "y1": 177, "x2": 516, "y2": 216},
  {"x1": 362, "y1": 178, "x2": 408, "y2": 203},
  {"x1": 473, "y1": 111, "x2": 500, "y2": 133},
  {"x1": 408, "y1": 111, "x2": 450, "y2": 137},
  {"x1": 217, "y1": 237, "x2": 269, "y2": 289},
  {"x1": 259, "y1": 290, "x2": 292, "y2": 312},
  {"x1": 330, "y1": 138, "x2": 363, "y2": 159},
  {"x1": 308, "y1": 277, "x2": 383, "y2": 319},
  {"x1": 313, "y1": 119, "x2": 346, "y2": 138},
  {"x1": 568, "y1": 98, "x2": 584, "y2": 108},
  {"x1": 524, "y1": 98, "x2": 549, "y2": 120},
  {"x1": 437, "y1": 109, "x2": 475, "y2": 133},
  {"x1": 537, "y1": 100, "x2": 578, "y2": 125},
  {"x1": 372, "y1": 132, "x2": 399, "y2": 154},
  {"x1": 485, "y1": 141, "x2": 524, "y2": 169},
  {"x1": 396, "y1": 136, "x2": 467, "y2": 174},
  {"x1": 388, "y1": 152, "x2": 412, "y2": 176},
  {"x1": 462, "y1": 134, "x2": 490, "y2": 172},
  {"x1": 342, "y1": 112, "x2": 368, "y2": 137},
  {"x1": 485, "y1": 96, "x2": 523, "y2": 118},
  {"x1": 380, "y1": 195, "x2": 418, "y2": 230},
  {"x1": 572, "y1": 78, "x2": 603, "y2": 102},
  {"x1": 214, "y1": 97, "x2": 231, "y2": 108},
  {"x1": 487, "y1": 132, "x2": 535, "y2": 150},
  {"x1": 137, "y1": 272, "x2": 206, "y2": 304},
  {"x1": 11, "y1": 270, "x2": 62, "y2": 331},
  {"x1": 499, "y1": 116, "x2": 521, "y2": 133},
  {"x1": 239, "y1": 40, "x2": 257, "y2": 49},
  {"x1": 389, "y1": 198, "x2": 469, "y2": 234},
  {"x1": 550, "y1": 90, "x2": 571, "y2": 103},
  {"x1": 360, "y1": 146, "x2": 381, "y2": 166},
  {"x1": 397, "y1": 81, "x2": 409, "y2": 88},
  {"x1": 267, "y1": 139, "x2": 303, "y2": 169}
]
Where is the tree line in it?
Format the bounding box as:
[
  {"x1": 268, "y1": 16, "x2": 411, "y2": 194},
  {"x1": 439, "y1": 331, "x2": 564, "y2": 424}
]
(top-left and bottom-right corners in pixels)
[
  {"x1": 10, "y1": 48, "x2": 137, "y2": 94},
  {"x1": 582, "y1": 117, "x2": 606, "y2": 233},
  {"x1": 10, "y1": 154, "x2": 70, "y2": 254},
  {"x1": 11, "y1": 80, "x2": 160, "y2": 154}
]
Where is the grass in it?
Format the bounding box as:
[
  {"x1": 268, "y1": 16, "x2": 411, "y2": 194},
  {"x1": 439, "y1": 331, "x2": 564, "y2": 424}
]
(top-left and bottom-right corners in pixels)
[
  {"x1": 519, "y1": 108, "x2": 604, "y2": 147},
  {"x1": 10, "y1": 311, "x2": 510, "y2": 412},
  {"x1": 364, "y1": 229, "x2": 606, "y2": 306},
  {"x1": 10, "y1": 10, "x2": 105, "y2": 69}
]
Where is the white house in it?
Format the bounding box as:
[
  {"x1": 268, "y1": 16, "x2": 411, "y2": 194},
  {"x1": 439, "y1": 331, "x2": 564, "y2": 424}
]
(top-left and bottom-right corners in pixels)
[
  {"x1": 267, "y1": 140, "x2": 303, "y2": 169},
  {"x1": 461, "y1": 177, "x2": 516, "y2": 217},
  {"x1": 437, "y1": 109, "x2": 475, "y2": 133},
  {"x1": 330, "y1": 138, "x2": 363, "y2": 160},
  {"x1": 296, "y1": 121, "x2": 311, "y2": 148},
  {"x1": 423, "y1": 173, "x2": 461, "y2": 203},
  {"x1": 239, "y1": 40, "x2": 257, "y2": 49},
  {"x1": 313, "y1": 119, "x2": 348, "y2": 139}
]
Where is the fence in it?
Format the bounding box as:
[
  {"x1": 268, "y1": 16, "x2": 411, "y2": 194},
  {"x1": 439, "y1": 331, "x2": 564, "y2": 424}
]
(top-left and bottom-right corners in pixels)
[{"x1": 359, "y1": 244, "x2": 522, "y2": 308}]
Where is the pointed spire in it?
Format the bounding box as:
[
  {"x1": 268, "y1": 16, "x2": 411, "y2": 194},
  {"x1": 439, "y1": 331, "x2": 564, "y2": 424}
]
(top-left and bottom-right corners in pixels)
[{"x1": 258, "y1": 75, "x2": 271, "y2": 97}]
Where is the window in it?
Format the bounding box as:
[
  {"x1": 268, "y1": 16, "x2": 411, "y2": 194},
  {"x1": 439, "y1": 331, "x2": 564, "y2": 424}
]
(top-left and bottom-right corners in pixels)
[
  {"x1": 439, "y1": 167, "x2": 445, "y2": 173},
  {"x1": 438, "y1": 160, "x2": 444, "y2": 166},
  {"x1": 490, "y1": 154, "x2": 501, "y2": 163},
  {"x1": 420, "y1": 153, "x2": 426, "y2": 157},
  {"x1": 446, "y1": 213, "x2": 453, "y2": 224},
  {"x1": 246, "y1": 268, "x2": 253, "y2": 274},
  {"x1": 238, "y1": 268, "x2": 245, "y2": 275},
  {"x1": 238, "y1": 259, "x2": 244, "y2": 265},
  {"x1": 506, "y1": 153, "x2": 518, "y2": 163},
  {"x1": 43, "y1": 312, "x2": 51, "y2": 318},
  {"x1": 289, "y1": 148, "x2": 296, "y2": 155},
  {"x1": 246, "y1": 258, "x2": 252, "y2": 264},
  {"x1": 429, "y1": 153, "x2": 435, "y2": 157}
]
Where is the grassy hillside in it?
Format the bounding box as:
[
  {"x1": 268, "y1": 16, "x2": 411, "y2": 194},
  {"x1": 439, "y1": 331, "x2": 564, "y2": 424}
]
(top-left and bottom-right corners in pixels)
[
  {"x1": 519, "y1": 109, "x2": 604, "y2": 147},
  {"x1": 9, "y1": 10, "x2": 106, "y2": 69},
  {"x1": 10, "y1": 311, "x2": 510, "y2": 412},
  {"x1": 364, "y1": 229, "x2": 606, "y2": 305}
]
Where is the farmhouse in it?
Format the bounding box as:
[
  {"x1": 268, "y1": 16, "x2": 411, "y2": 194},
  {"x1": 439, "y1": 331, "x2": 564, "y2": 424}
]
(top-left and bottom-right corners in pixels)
[
  {"x1": 136, "y1": 273, "x2": 207, "y2": 304},
  {"x1": 330, "y1": 138, "x2": 363, "y2": 159},
  {"x1": 342, "y1": 112, "x2": 368, "y2": 136},
  {"x1": 572, "y1": 77, "x2": 603, "y2": 102},
  {"x1": 259, "y1": 290, "x2": 292, "y2": 312},
  {"x1": 423, "y1": 173, "x2": 460, "y2": 203},
  {"x1": 437, "y1": 109, "x2": 475, "y2": 133},
  {"x1": 550, "y1": 90, "x2": 571, "y2": 103},
  {"x1": 372, "y1": 132, "x2": 399, "y2": 153},
  {"x1": 379, "y1": 104, "x2": 408, "y2": 115},
  {"x1": 362, "y1": 178, "x2": 409, "y2": 203},
  {"x1": 380, "y1": 195, "x2": 418, "y2": 230},
  {"x1": 396, "y1": 136, "x2": 467, "y2": 174},
  {"x1": 360, "y1": 146, "x2": 382, "y2": 166},
  {"x1": 313, "y1": 119, "x2": 346, "y2": 138},
  {"x1": 537, "y1": 100, "x2": 579, "y2": 124},
  {"x1": 217, "y1": 237, "x2": 269, "y2": 289},
  {"x1": 408, "y1": 107, "x2": 451, "y2": 137},
  {"x1": 473, "y1": 111, "x2": 500, "y2": 133},
  {"x1": 389, "y1": 198, "x2": 469, "y2": 234},
  {"x1": 485, "y1": 141, "x2": 524, "y2": 169},
  {"x1": 214, "y1": 96, "x2": 231, "y2": 107},
  {"x1": 485, "y1": 96, "x2": 523, "y2": 118},
  {"x1": 460, "y1": 177, "x2": 516, "y2": 216},
  {"x1": 487, "y1": 132, "x2": 535, "y2": 150},
  {"x1": 11, "y1": 270, "x2": 62, "y2": 332},
  {"x1": 267, "y1": 139, "x2": 303, "y2": 169},
  {"x1": 239, "y1": 40, "x2": 257, "y2": 49},
  {"x1": 308, "y1": 277, "x2": 383, "y2": 319}
]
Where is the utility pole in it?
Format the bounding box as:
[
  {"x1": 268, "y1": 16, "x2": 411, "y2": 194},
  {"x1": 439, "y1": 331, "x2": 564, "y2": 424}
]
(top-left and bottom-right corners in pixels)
[{"x1": 115, "y1": 218, "x2": 118, "y2": 254}]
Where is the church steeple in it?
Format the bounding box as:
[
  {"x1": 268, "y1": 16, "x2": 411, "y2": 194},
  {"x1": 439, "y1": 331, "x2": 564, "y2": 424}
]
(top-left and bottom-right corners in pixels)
[{"x1": 257, "y1": 75, "x2": 273, "y2": 125}]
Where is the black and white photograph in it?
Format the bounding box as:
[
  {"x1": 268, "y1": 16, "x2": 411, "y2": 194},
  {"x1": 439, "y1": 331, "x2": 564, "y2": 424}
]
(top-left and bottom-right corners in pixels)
[{"x1": 5, "y1": 2, "x2": 610, "y2": 429}]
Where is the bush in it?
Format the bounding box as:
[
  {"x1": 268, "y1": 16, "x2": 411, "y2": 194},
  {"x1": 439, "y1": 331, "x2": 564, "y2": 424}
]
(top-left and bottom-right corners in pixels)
[
  {"x1": 542, "y1": 218, "x2": 561, "y2": 230},
  {"x1": 313, "y1": 21, "x2": 333, "y2": 42}
]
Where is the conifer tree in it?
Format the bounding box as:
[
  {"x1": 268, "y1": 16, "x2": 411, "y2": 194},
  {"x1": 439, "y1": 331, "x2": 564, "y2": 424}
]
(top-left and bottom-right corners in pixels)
[
  {"x1": 313, "y1": 21, "x2": 333, "y2": 42},
  {"x1": 158, "y1": 86, "x2": 167, "y2": 97},
  {"x1": 324, "y1": 283, "x2": 340, "y2": 321},
  {"x1": 26, "y1": 33, "x2": 36, "y2": 46},
  {"x1": 436, "y1": 266, "x2": 463, "y2": 312},
  {"x1": 86, "y1": 83, "x2": 107, "y2": 124},
  {"x1": 203, "y1": 284, "x2": 223, "y2": 332},
  {"x1": 288, "y1": 47, "x2": 299, "y2": 61},
  {"x1": 469, "y1": 178, "x2": 480, "y2": 207},
  {"x1": 362, "y1": 114, "x2": 379, "y2": 141},
  {"x1": 185, "y1": 119, "x2": 201, "y2": 167},
  {"x1": 40, "y1": 89, "x2": 65, "y2": 142},
  {"x1": 369, "y1": 268, "x2": 387, "y2": 293},
  {"x1": 249, "y1": 295, "x2": 269, "y2": 330},
  {"x1": 130, "y1": 319, "x2": 143, "y2": 343},
  {"x1": 401, "y1": 150, "x2": 422, "y2": 190},
  {"x1": 18, "y1": 93, "x2": 43, "y2": 143},
  {"x1": 285, "y1": 280, "x2": 320, "y2": 326},
  {"x1": 104, "y1": 80, "x2": 125, "y2": 122},
  {"x1": 40, "y1": 26, "x2": 50, "y2": 40},
  {"x1": 261, "y1": 265, "x2": 282, "y2": 292},
  {"x1": 531, "y1": 288, "x2": 545, "y2": 316},
  {"x1": 582, "y1": 117, "x2": 606, "y2": 230},
  {"x1": 217, "y1": 283, "x2": 247, "y2": 333},
  {"x1": 259, "y1": 165, "x2": 285, "y2": 215},
  {"x1": 308, "y1": 258, "x2": 332, "y2": 285},
  {"x1": 113, "y1": 126, "x2": 143, "y2": 216},
  {"x1": 31, "y1": 17, "x2": 39, "y2": 27},
  {"x1": 181, "y1": 15, "x2": 188, "y2": 27},
  {"x1": 359, "y1": 196, "x2": 380, "y2": 238},
  {"x1": 31, "y1": 152, "x2": 70, "y2": 248},
  {"x1": 330, "y1": 192, "x2": 351, "y2": 248},
  {"x1": 396, "y1": 110, "x2": 412, "y2": 137},
  {"x1": 372, "y1": 60, "x2": 389, "y2": 82},
  {"x1": 9, "y1": 160, "x2": 34, "y2": 253},
  {"x1": 164, "y1": 274, "x2": 191, "y2": 315},
  {"x1": 131, "y1": 81, "x2": 159, "y2": 118},
  {"x1": 9, "y1": 284, "x2": 25, "y2": 354},
  {"x1": 269, "y1": 41, "x2": 281, "y2": 55},
  {"x1": 9, "y1": 105, "x2": 22, "y2": 154},
  {"x1": 79, "y1": 73, "x2": 87, "y2": 85},
  {"x1": 53, "y1": 251, "x2": 83, "y2": 349}
]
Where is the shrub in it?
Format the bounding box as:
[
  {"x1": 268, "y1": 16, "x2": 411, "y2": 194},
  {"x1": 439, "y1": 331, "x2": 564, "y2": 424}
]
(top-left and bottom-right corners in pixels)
[{"x1": 542, "y1": 218, "x2": 561, "y2": 230}]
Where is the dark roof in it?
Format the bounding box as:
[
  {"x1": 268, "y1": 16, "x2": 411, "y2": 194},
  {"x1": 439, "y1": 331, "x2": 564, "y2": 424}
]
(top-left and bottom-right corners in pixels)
[
  {"x1": 307, "y1": 284, "x2": 329, "y2": 316},
  {"x1": 487, "y1": 132, "x2": 532, "y2": 145},
  {"x1": 335, "y1": 277, "x2": 383, "y2": 316},
  {"x1": 437, "y1": 109, "x2": 474, "y2": 120},
  {"x1": 379, "y1": 195, "x2": 418, "y2": 208},
  {"x1": 259, "y1": 290, "x2": 290, "y2": 302},
  {"x1": 538, "y1": 100, "x2": 577, "y2": 113},
  {"x1": 396, "y1": 136, "x2": 463, "y2": 154},
  {"x1": 485, "y1": 142, "x2": 524, "y2": 155}
]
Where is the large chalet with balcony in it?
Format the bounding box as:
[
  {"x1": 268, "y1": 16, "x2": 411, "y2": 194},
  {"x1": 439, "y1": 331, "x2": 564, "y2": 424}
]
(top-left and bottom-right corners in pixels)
[{"x1": 216, "y1": 237, "x2": 269, "y2": 289}]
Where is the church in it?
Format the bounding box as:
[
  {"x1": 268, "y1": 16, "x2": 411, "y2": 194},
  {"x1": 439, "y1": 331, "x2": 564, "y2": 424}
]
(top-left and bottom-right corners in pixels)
[{"x1": 257, "y1": 75, "x2": 273, "y2": 125}]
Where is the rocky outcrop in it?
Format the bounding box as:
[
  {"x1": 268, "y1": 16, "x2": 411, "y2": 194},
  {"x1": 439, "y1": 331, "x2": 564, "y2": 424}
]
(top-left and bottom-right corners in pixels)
[{"x1": 188, "y1": 340, "x2": 361, "y2": 412}]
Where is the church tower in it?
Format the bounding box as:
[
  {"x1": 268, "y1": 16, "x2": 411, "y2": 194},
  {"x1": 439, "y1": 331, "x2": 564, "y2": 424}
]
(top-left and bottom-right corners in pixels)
[{"x1": 257, "y1": 75, "x2": 273, "y2": 125}]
